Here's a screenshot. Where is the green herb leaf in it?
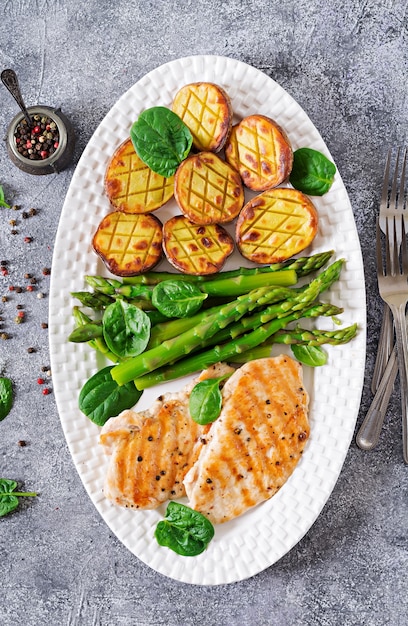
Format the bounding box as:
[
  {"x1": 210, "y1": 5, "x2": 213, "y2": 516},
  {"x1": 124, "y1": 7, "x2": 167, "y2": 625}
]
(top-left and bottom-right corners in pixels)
[
  {"x1": 130, "y1": 106, "x2": 193, "y2": 177},
  {"x1": 78, "y1": 365, "x2": 142, "y2": 426},
  {"x1": 0, "y1": 185, "x2": 10, "y2": 209},
  {"x1": 291, "y1": 344, "x2": 327, "y2": 367},
  {"x1": 152, "y1": 280, "x2": 208, "y2": 318},
  {"x1": 289, "y1": 147, "x2": 336, "y2": 196},
  {"x1": 0, "y1": 478, "x2": 37, "y2": 517},
  {"x1": 103, "y1": 300, "x2": 151, "y2": 358},
  {"x1": 189, "y1": 374, "x2": 231, "y2": 425},
  {"x1": 154, "y1": 501, "x2": 215, "y2": 556},
  {"x1": 0, "y1": 377, "x2": 13, "y2": 421}
]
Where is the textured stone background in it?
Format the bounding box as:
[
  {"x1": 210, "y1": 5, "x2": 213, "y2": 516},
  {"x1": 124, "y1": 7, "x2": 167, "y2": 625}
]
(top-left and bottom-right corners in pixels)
[{"x1": 0, "y1": 1, "x2": 407, "y2": 625}]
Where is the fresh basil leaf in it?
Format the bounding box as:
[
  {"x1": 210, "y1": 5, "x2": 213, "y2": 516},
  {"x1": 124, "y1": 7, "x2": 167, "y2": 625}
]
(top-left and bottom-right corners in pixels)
[
  {"x1": 0, "y1": 479, "x2": 37, "y2": 517},
  {"x1": 103, "y1": 300, "x2": 151, "y2": 358},
  {"x1": 152, "y1": 280, "x2": 208, "y2": 318},
  {"x1": 289, "y1": 147, "x2": 336, "y2": 196},
  {"x1": 0, "y1": 185, "x2": 10, "y2": 208},
  {"x1": 189, "y1": 375, "x2": 231, "y2": 425},
  {"x1": 78, "y1": 365, "x2": 142, "y2": 426},
  {"x1": 291, "y1": 344, "x2": 327, "y2": 367},
  {"x1": 0, "y1": 479, "x2": 19, "y2": 517},
  {"x1": 154, "y1": 501, "x2": 215, "y2": 556},
  {"x1": 130, "y1": 106, "x2": 193, "y2": 177},
  {"x1": 0, "y1": 377, "x2": 13, "y2": 421}
]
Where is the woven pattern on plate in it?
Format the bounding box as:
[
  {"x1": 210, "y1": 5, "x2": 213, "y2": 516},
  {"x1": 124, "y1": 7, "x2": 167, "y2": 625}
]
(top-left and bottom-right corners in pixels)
[{"x1": 49, "y1": 55, "x2": 366, "y2": 586}]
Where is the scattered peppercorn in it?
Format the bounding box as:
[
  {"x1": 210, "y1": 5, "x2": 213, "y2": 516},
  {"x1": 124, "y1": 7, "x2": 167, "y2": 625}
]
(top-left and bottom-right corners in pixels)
[
  {"x1": 41, "y1": 322, "x2": 48, "y2": 329},
  {"x1": 15, "y1": 287, "x2": 22, "y2": 293},
  {"x1": 26, "y1": 285, "x2": 34, "y2": 292},
  {"x1": 42, "y1": 388, "x2": 51, "y2": 395},
  {"x1": 11, "y1": 229, "x2": 18, "y2": 235},
  {"x1": 27, "y1": 347, "x2": 36, "y2": 353},
  {"x1": 22, "y1": 211, "x2": 29, "y2": 219},
  {"x1": 29, "y1": 208, "x2": 37, "y2": 216},
  {"x1": 37, "y1": 292, "x2": 45, "y2": 299},
  {"x1": 1, "y1": 332, "x2": 10, "y2": 339},
  {"x1": 41, "y1": 365, "x2": 49, "y2": 372},
  {"x1": 42, "y1": 267, "x2": 51, "y2": 275},
  {"x1": 24, "y1": 273, "x2": 32, "y2": 279},
  {"x1": 11, "y1": 205, "x2": 20, "y2": 211},
  {"x1": 17, "y1": 311, "x2": 25, "y2": 318},
  {"x1": 2, "y1": 296, "x2": 8, "y2": 302},
  {"x1": 17, "y1": 440, "x2": 27, "y2": 447},
  {"x1": 16, "y1": 304, "x2": 23, "y2": 310},
  {"x1": 24, "y1": 236, "x2": 32, "y2": 243},
  {"x1": 37, "y1": 378, "x2": 45, "y2": 385},
  {"x1": 30, "y1": 277, "x2": 37, "y2": 284}
]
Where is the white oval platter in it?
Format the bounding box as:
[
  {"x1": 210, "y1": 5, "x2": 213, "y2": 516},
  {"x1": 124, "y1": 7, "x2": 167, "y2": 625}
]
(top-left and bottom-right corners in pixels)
[{"x1": 49, "y1": 55, "x2": 366, "y2": 586}]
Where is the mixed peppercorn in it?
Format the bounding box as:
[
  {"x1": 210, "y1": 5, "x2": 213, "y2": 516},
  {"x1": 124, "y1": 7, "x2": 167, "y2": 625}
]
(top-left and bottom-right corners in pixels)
[{"x1": 13, "y1": 114, "x2": 60, "y2": 161}]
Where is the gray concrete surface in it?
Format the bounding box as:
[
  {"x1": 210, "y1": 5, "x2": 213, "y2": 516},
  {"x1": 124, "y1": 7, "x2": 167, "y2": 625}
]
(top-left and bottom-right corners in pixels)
[{"x1": 0, "y1": 1, "x2": 407, "y2": 625}]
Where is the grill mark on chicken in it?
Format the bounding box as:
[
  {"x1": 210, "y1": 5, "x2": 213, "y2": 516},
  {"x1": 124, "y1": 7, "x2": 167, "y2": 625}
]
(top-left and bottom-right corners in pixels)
[
  {"x1": 99, "y1": 363, "x2": 234, "y2": 510},
  {"x1": 184, "y1": 356, "x2": 309, "y2": 523}
]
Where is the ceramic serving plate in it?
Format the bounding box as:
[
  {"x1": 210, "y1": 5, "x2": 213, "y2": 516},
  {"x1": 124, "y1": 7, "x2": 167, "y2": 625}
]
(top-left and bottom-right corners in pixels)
[{"x1": 49, "y1": 55, "x2": 366, "y2": 585}]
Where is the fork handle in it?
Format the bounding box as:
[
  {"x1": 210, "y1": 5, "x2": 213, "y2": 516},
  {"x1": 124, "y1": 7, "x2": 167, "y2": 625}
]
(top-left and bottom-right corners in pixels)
[
  {"x1": 390, "y1": 303, "x2": 408, "y2": 464},
  {"x1": 357, "y1": 347, "x2": 397, "y2": 450},
  {"x1": 371, "y1": 304, "x2": 394, "y2": 394}
]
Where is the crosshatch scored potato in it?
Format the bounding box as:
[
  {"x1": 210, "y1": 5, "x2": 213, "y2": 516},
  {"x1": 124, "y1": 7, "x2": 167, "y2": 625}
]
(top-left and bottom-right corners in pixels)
[
  {"x1": 225, "y1": 115, "x2": 293, "y2": 191},
  {"x1": 104, "y1": 138, "x2": 174, "y2": 214},
  {"x1": 236, "y1": 188, "x2": 318, "y2": 264},
  {"x1": 163, "y1": 215, "x2": 234, "y2": 275},
  {"x1": 172, "y1": 82, "x2": 232, "y2": 152},
  {"x1": 92, "y1": 211, "x2": 163, "y2": 276},
  {"x1": 174, "y1": 152, "x2": 244, "y2": 225}
]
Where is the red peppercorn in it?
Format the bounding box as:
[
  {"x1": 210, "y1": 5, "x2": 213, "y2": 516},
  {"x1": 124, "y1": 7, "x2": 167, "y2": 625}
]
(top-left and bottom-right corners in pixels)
[
  {"x1": 26, "y1": 285, "x2": 34, "y2": 292},
  {"x1": 54, "y1": 141, "x2": 59, "y2": 148},
  {"x1": 17, "y1": 311, "x2": 25, "y2": 318},
  {"x1": 24, "y1": 237, "x2": 32, "y2": 243},
  {"x1": 33, "y1": 125, "x2": 41, "y2": 134},
  {"x1": 1, "y1": 268, "x2": 8, "y2": 276},
  {"x1": 42, "y1": 388, "x2": 51, "y2": 395},
  {"x1": 40, "y1": 150, "x2": 48, "y2": 159},
  {"x1": 37, "y1": 378, "x2": 45, "y2": 385},
  {"x1": 8, "y1": 285, "x2": 15, "y2": 291},
  {"x1": 26, "y1": 140, "x2": 32, "y2": 149}
]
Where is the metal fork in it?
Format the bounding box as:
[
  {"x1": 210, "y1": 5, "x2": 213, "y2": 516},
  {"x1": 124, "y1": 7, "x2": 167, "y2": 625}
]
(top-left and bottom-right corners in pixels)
[
  {"x1": 376, "y1": 193, "x2": 408, "y2": 463},
  {"x1": 371, "y1": 149, "x2": 402, "y2": 393},
  {"x1": 357, "y1": 149, "x2": 405, "y2": 450}
]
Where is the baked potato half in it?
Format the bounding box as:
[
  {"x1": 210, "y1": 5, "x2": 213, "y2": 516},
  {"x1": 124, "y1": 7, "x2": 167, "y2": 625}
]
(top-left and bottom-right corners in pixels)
[
  {"x1": 172, "y1": 82, "x2": 232, "y2": 152},
  {"x1": 236, "y1": 188, "x2": 318, "y2": 264},
  {"x1": 163, "y1": 215, "x2": 234, "y2": 275},
  {"x1": 174, "y1": 152, "x2": 244, "y2": 225},
  {"x1": 92, "y1": 211, "x2": 163, "y2": 276},
  {"x1": 105, "y1": 138, "x2": 174, "y2": 214},
  {"x1": 225, "y1": 115, "x2": 293, "y2": 191}
]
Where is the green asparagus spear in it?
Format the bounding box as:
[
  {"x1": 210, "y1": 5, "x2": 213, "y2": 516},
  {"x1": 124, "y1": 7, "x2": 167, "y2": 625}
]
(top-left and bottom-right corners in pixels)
[
  {"x1": 111, "y1": 260, "x2": 344, "y2": 386},
  {"x1": 84, "y1": 276, "x2": 154, "y2": 302},
  {"x1": 68, "y1": 321, "x2": 103, "y2": 342},
  {"x1": 229, "y1": 323, "x2": 358, "y2": 363},
  {"x1": 134, "y1": 302, "x2": 343, "y2": 390},
  {"x1": 121, "y1": 251, "x2": 334, "y2": 285},
  {"x1": 147, "y1": 286, "x2": 302, "y2": 349},
  {"x1": 197, "y1": 269, "x2": 297, "y2": 297},
  {"x1": 71, "y1": 291, "x2": 115, "y2": 310}
]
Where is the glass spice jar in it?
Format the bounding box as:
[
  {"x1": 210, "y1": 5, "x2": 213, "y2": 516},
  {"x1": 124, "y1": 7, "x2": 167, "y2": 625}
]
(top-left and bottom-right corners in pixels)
[{"x1": 6, "y1": 105, "x2": 75, "y2": 175}]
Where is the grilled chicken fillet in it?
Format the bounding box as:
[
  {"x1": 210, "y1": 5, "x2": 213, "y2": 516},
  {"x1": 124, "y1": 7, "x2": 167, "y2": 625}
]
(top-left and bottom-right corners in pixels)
[
  {"x1": 183, "y1": 356, "x2": 310, "y2": 524},
  {"x1": 99, "y1": 363, "x2": 234, "y2": 509}
]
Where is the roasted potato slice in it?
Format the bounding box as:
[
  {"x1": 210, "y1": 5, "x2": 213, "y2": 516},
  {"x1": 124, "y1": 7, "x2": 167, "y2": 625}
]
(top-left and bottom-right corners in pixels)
[
  {"x1": 163, "y1": 215, "x2": 234, "y2": 275},
  {"x1": 225, "y1": 115, "x2": 293, "y2": 191},
  {"x1": 92, "y1": 211, "x2": 163, "y2": 276},
  {"x1": 104, "y1": 138, "x2": 174, "y2": 214},
  {"x1": 236, "y1": 188, "x2": 318, "y2": 264},
  {"x1": 172, "y1": 82, "x2": 232, "y2": 152},
  {"x1": 174, "y1": 152, "x2": 244, "y2": 225}
]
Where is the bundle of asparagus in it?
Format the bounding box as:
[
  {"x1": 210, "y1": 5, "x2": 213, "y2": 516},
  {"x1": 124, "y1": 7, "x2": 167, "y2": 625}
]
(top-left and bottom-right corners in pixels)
[{"x1": 69, "y1": 251, "x2": 358, "y2": 393}]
